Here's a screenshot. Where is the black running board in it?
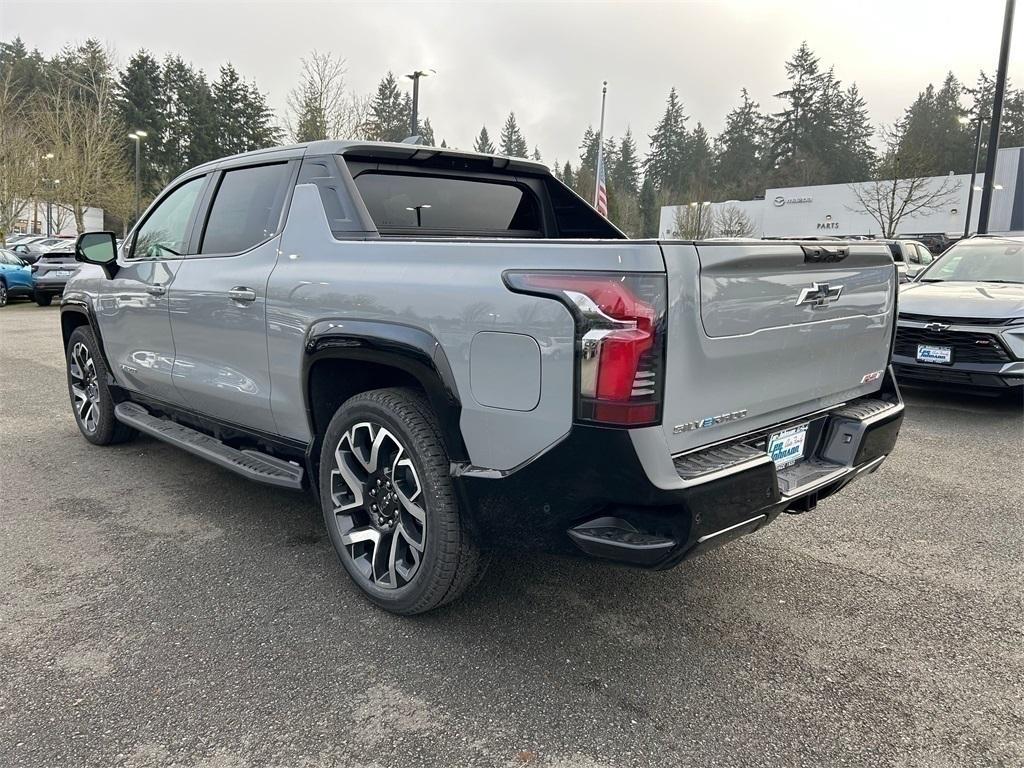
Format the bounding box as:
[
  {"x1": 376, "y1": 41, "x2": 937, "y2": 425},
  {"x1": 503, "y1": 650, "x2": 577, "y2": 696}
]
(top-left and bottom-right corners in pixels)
[{"x1": 114, "y1": 401, "x2": 304, "y2": 490}]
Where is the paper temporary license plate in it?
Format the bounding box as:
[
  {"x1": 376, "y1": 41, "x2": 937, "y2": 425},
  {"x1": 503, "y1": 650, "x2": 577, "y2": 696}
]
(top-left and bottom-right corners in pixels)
[
  {"x1": 916, "y1": 344, "x2": 952, "y2": 365},
  {"x1": 768, "y1": 423, "x2": 808, "y2": 469},
  {"x1": 51, "y1": 270, "x2": 74, "y2": 278}
]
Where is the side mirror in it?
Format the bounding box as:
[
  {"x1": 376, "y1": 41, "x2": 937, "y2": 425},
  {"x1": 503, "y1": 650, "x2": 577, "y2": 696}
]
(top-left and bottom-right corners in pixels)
[
  {"x1": 75, "y1": 231, "x2": 118, "y2": 264},
  {"x1": 75, "y1": 231, "x2": 119, "y2": 277}
]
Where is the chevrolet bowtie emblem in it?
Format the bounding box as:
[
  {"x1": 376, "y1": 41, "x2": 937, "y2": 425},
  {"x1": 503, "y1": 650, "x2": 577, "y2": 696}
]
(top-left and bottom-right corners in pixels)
[{"x1": 796, "y1": 281, "x2": 843, "y2": 308}]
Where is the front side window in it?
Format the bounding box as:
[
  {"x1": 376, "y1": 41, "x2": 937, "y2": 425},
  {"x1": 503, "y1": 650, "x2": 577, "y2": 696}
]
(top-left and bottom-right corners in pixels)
[
  {"x1": 353, "y1": 172, "x2": 541, "y2": 235},
  {"x1": 200, "y1": 163, "x2": 291, "y2": 254},
  {"x1": 133, "y1": 176, "x2": 205, "y2": 259}
]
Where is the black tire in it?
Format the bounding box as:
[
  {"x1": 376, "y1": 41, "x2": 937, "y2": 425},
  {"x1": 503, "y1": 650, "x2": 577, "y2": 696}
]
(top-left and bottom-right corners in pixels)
[
  {"x1": 34, "y1": 292, "x2": 52, "y2": 306},
  {"x1": 65, "y1": 326, "x2": 135, "y2": 446},
  {"x1": 319, "y1": 387, "x2": 487, "y2": 615},
  {"x1": 0, "y1": 281, "x2": 7, "y2": 307}
]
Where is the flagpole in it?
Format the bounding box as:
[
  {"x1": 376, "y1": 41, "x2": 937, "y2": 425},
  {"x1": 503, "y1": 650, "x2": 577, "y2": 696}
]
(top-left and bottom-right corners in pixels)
[{"x1": 594, "y1": 80, "x2": 607, "y2": 209}]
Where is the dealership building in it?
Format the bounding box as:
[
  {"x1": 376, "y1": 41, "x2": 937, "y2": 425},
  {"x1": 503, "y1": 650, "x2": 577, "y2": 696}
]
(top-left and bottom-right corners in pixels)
[{"x1": 659, "y1": 145, "x2": 1024, "y2": 240}]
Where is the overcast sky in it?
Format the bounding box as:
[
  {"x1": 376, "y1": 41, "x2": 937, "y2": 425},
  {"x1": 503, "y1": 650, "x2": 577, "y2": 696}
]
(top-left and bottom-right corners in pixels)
[{"x1": 2, "y1": 0, "x2": 1020, "y2": 163}]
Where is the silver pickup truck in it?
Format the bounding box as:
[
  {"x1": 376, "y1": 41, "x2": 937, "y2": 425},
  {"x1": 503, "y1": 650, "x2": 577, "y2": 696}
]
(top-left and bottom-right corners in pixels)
[{"x1": 62, "y1": 140, "x2": 904, "y2": 614}]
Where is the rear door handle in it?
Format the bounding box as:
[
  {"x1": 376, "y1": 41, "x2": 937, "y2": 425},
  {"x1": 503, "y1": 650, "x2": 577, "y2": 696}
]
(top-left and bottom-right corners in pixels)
[
  {"x1": 145, "y1": 284, "x2": 167, "y2": 296},
  {"x1": 227, "y1": 286, "x2": 257, "y2": 303}
]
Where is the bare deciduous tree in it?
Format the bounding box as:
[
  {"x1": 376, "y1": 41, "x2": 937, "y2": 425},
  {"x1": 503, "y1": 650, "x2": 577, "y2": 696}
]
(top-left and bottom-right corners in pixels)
[
  {"x1": 848, "y1": 122, "x2": 960, "y2": 238},
  {"x1": 0, "y1": 70, "x2": 42, "y2": 236},
  {"x1": 671, "y1": 200, "x2": 716, "y2": 240},
  {"x1": 286, "y1": 51, "x2": 368, "y2": 142},
  {"x1": 714, "y1": 205, "x2": 756, "y2": 237},
  {"x1": 35, "y1": 43, "x2": 132, "y2": 233}
]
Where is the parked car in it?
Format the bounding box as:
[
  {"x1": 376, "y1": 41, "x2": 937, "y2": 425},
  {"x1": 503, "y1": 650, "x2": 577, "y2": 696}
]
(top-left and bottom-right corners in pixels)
[
  {"x1": 894, "y1": 235, "x2": 1023, "y2": 391},
  {"x1": 60, "y1": 140, "x2": 904, "y2": 614},
  {"x1": 3, "y1": 233, "x2": 39, "y2": 246},
  {"x1": 7, "y1": 236, "x2": 68, "y2": 264},
  {"x1": 31, "y1": 250, "x2": 78, "y2": 305},
  {"x1": 0, "y1": 249, "x2": 33, "y2": 306},
  {"x1": 887, "y1": 239, "x2": 934, "y2": 281}
]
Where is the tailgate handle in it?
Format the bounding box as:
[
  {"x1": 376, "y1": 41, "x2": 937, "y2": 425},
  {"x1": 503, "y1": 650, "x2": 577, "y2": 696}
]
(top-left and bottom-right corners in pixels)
[{"x1": 802, "y1": 245, "x2": 849, "y2": 263}]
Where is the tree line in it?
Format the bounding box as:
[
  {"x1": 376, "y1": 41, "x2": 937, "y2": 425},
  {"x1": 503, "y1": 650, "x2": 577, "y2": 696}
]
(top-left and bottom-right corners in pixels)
[{"x1": 2, "y1": 36, "x2": 1022, "y2": 238}]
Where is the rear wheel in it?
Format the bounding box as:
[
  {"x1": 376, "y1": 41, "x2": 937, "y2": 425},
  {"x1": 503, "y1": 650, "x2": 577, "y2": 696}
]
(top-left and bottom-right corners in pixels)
[
  {"x1": 66, "y1": 326, "x2": 135, "y2": 446},
  {"x1": 34, "y1": 292, "x2": 52, "y2": 307},
  {"x1": 319, "y1": 387, "x2": 487, "y2": 615}
]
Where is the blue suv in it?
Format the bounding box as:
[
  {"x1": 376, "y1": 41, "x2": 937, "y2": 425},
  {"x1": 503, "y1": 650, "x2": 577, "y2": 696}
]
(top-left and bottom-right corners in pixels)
[{"x1": 0, "y1": 249, "x2": 33, "y2": 306}]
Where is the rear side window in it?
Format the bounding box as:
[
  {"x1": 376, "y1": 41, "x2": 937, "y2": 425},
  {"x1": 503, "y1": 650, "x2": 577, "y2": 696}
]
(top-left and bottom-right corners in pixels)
[
  {"x1": 200, "y1": 163, "x2": 291, "y2": 254},
  {"x1": 887, "y1": 243, "x2": 905, "y2": 263},
  {"x1": 353, "y1": 172, "x2": 540, "y2": 235}
]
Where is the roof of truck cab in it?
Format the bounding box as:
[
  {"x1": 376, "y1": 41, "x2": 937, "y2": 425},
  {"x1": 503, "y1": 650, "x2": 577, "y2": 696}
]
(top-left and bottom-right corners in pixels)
[{"x1": 186, "y1": 140, "x2": 551, "y2": 177}]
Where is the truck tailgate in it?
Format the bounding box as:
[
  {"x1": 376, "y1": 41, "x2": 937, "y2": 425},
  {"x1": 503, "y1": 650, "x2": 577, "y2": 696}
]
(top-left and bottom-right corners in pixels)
[{"x1": 660, "y1": 241, "x2": 896, "y2": 454}]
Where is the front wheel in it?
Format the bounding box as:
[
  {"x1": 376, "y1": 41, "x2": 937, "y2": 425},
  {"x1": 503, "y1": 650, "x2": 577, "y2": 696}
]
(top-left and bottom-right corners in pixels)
[
  {"x1": 0, "y1": 282, "x2": 8, "y2": 307},
  {"x1": 66, "y1": 326, "x2": 135, "y2": 445},
  {"x1": 34, "y1": 292, "x2": 52, "y2": 307},
  {"x1": 319, "y1": 387, "x2": 487, "y2": 615}
]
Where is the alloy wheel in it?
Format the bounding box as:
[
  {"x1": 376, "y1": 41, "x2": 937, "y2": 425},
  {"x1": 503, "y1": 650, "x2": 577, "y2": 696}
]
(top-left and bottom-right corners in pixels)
[
  {"x1": 329, "y1": 422, "x2": 427, "y2": 590},
  {"x1": 69, "y1": 341, "x2": 100, "y2": 433},
  {"x1": 0, "y1": 283, "x2": 7, "y2": 307}
]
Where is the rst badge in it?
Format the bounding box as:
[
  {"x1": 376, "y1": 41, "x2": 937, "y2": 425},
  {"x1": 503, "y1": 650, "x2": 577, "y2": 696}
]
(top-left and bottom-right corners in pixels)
[{"x1": 673, "y1": 409, "x2": 748, "y2": 434}]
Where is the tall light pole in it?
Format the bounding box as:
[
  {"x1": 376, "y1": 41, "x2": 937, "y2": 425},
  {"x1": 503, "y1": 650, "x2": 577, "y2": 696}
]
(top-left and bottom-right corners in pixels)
[
  {"x1": 977, "y1": 0, "x2": 1015, "y2": 234},
  {"x1": 41, "y1": 152, "x2": 54, "y2": 235},
  {"x1": 959, "y1": 114, "x2": 988, "y2": 238},
  {"x1": 128, "y1": 130, "x2": 148, "y2": 222},
  {"x1": 404, "y1": 69, "x2": 435, "y2": 138}
]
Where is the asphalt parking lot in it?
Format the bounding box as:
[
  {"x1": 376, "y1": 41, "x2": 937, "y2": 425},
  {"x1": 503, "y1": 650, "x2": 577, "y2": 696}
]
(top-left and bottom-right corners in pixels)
[{"x1": 1, "y1": 301, "x2": 1021, "y2": 768}]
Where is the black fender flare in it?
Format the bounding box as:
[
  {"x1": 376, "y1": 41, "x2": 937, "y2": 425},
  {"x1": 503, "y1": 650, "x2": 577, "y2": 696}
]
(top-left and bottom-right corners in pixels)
[
  {"x1": 60, "y1": 297, "x2": 117, "y2": 385},
  {"x1": 302, "y1": 319, "x2": 468, "y2": 465}
]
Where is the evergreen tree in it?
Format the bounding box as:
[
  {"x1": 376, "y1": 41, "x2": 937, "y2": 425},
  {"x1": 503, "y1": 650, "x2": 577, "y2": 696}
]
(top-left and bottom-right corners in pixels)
[
  {"x1": 768, "y1": 42, "x2": 827, "y2": 183},
  {"x1": 0, "y1": 37, "x2": 47, "y2": 102},
  {"x1": 473, "y1": 125, "x2": 495, "y2": 153},
  {"x1": 714, "y1": 89, "x2": 767, "y2": 199},
  {"x1": 688, "y1": 122, "x2": 714, "y2": 192},
  {"x1": 420, "y1": 117, "x2": 436, "y2": 145},
  {"x1": 639, "y1": 176, "x2": 659, "y2": 237},
  {"x1": 292, "y1": 80, "x2": 329, "y2": 142},
  {"x1": 499, "y1": 112, "x2": 528, "y2": 157},
  {"x1": 364, "y1": 72, "x2": 408, "y2": 142},
  {"x1": 116, "y1": 50, "x2": 165, "y2": 198},
  {"x1": 239, "y1": 80, "x2": 281, "y2": 150},
  {"x1": 835, "y1": 83, "x2": 875, "y2": 181},
  {"x1": 966, "y1": 72, "x2": 1023, "y2": 168},
  {"x1": 561, "y1": 160, "x2": 574, "y2": 189},
  {"x1": 212, "y1": 63, "x2": 249, "y2": 156},
  {"x1": 610, "y1": 129, "x2": 640, "y2": 197},
  {"x1": 644, "y1": 88, "x2": 690, "y2": 197},
  {"x1": 900, "y1": 73, "x2": 972, "y2": 175},
  {"x1": 531, "y1": 146, "x2": 542, "y2": 162}
]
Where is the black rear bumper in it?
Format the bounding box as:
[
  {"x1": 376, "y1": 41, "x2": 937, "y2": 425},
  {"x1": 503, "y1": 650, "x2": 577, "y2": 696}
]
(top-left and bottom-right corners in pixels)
[{"x1": 455, "y1": 372, "x2": 904, "y2": 569}]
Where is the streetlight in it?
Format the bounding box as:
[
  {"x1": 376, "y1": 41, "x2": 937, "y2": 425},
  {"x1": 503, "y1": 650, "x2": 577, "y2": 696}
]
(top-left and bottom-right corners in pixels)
[
  {"x1": 41, "y1": 152, "x2": 55, "y2": 235},
  {"x1": 404, "y1": 69, "x2": 435, "y2": 139},
  {"x1": 405, "y1": 204, "x2": 431, "y2": 227},
  {"x1": 958, "y1": 114, "x2": 988, "y2": 238},
  {"x1": 128, "y1": 130, "x2": 148, "y2": 222}
]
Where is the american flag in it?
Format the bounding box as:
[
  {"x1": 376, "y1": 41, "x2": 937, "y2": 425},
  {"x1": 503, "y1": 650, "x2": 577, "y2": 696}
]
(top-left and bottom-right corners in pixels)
[{"x1": 594, "y1": 151, "x2": 608, "y2": 217}]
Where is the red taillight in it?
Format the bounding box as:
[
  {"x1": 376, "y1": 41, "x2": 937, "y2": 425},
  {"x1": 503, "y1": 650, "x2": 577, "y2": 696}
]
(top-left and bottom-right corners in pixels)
[{"x1": 505, "y1": 271, "x2": 667, "y2": 427}]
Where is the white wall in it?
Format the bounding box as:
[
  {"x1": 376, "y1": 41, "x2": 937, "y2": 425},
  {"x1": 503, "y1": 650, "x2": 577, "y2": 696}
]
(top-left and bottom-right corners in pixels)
[
  {"x1": 10, "y1": 200, "x2": 104, "y2": 237},
  {"x1": 660, "y1": 146, "x2": 1023, "y2": 239}
]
